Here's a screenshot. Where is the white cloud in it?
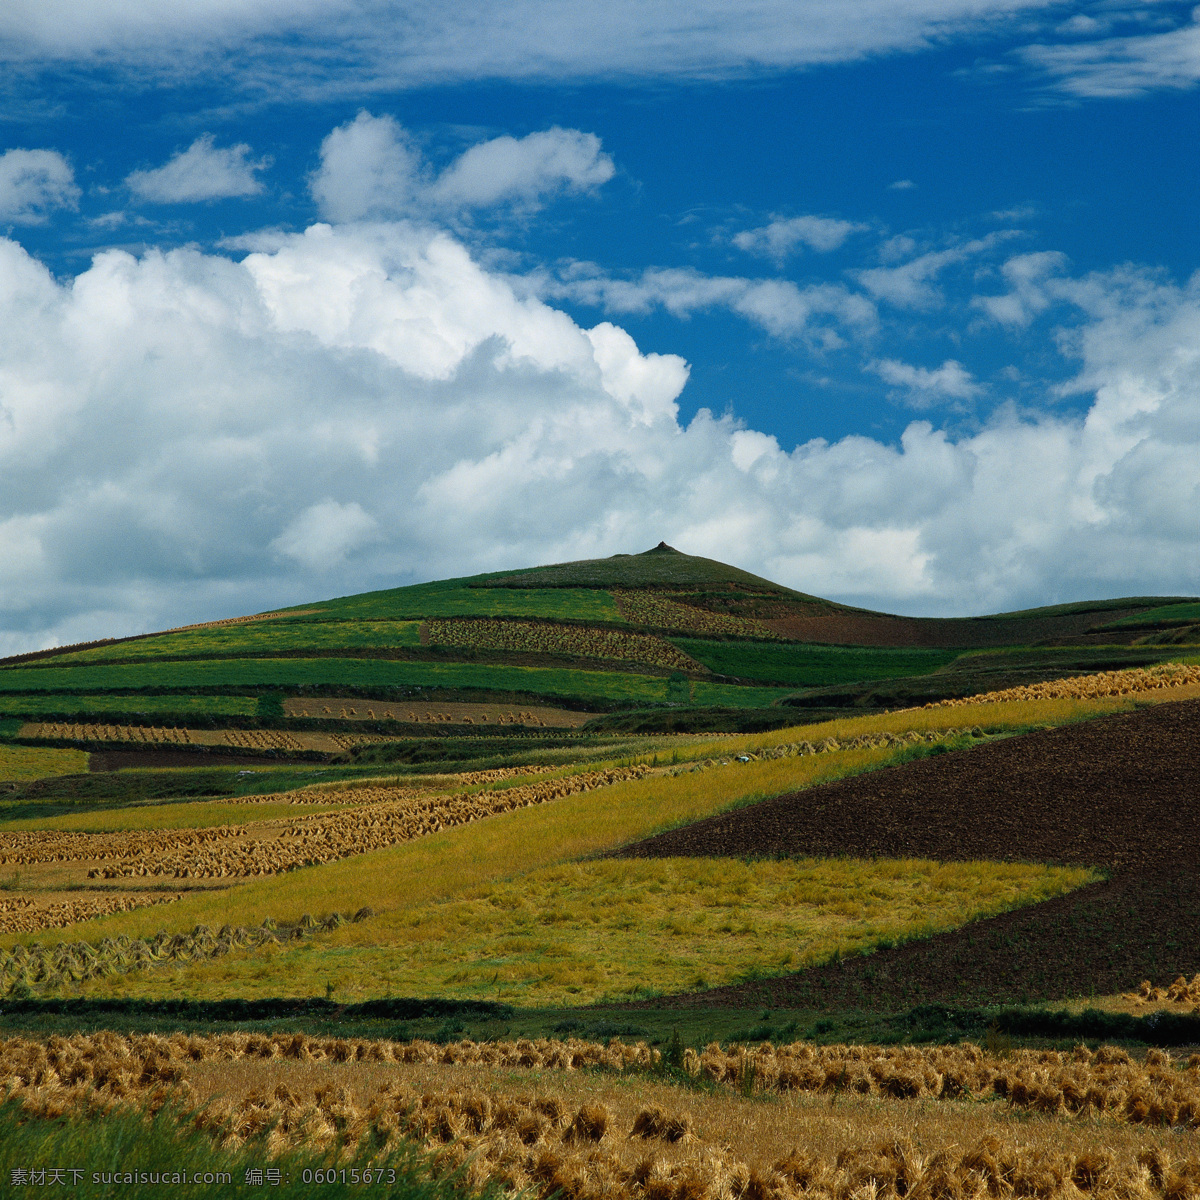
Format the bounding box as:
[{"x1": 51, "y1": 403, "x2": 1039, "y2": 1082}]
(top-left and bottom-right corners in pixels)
[
  {"x1": 972, "y1": 250, "x2": 1069, "y2": 327},
  {"x1": 308, "y1": 112, "x2": 423, "y2": 223},
  {"x1": 857, "y1": 232, "x2": 1018, "y2": 310},
  {"x1": 310, "y1": 112, "x2": 614, "y2": 221},
  {"x1": 542, "y1": 265, "x2": 877, "y2": 345},
  {"x1": 870, "y1": 358, "x2": 982, "y2": 405},
  {"x1": 733, "y1": 215, "x2": 865, "y2": 261},
  {"x1": 0, "y1": 222, "x2": 1197, "y2": 655},
  {"x1": 1022, "y1": 13, "x2": 1200, "y2": 98},
  {"x1": 0, "y1": 1, "x2": 1072, "y2": 89},
  {"x1": 430, "y1": 128, "x2": 614, "y2": 208},
  {"x1": 0, "y1": 148, "x2": 79, "y2": 223},
  {"x1": 126, "y1": 134, "x2": 269, "y2": 203},
  {"x1": 270, "y1": 499, "x2": 379, "y2": 569},
  {"x1": 887, "y1": 178, "x2": 917, "y2": 190}
]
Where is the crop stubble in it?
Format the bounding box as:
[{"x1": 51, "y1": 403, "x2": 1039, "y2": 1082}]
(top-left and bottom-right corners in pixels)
[{"x1": 1, "y1": 1033, "x2": 1198, "y2": 1200}]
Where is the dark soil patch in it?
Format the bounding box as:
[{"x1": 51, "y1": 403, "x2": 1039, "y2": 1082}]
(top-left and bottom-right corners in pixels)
[
  {"x1": 762, "y1": 608, "x2": 1149, "y2": 647},
  {"x1": 613, "y1": 698, "x2": 1200, "y2": 1009}
]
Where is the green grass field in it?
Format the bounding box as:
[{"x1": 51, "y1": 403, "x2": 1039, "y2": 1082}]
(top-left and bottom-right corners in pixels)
[
  {"x1": 676, "y1": 639, "x2": 960, "y2": 686},
  {"x1": 296, "y1": 580, "x2": 626, "y2": 622},
  {"x1": 0, "y1": 657, "x2": 794, "y2": 708}
]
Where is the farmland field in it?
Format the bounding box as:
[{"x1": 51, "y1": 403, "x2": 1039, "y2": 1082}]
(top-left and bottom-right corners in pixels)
[
  {"x1": 4, "y1": 547, "x2": 1200, "y2": 1196},
  {"x1": 675, "y1": 639, "x2": 961, "y2": 685},
  {"x1": 291, "y1": 580, "x2": 626, "y2": 622},
  {"x1": 0, "y1": 743, "x2": 89, "y2": 782}
]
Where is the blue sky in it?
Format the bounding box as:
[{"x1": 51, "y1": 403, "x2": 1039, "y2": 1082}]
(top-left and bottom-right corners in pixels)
[{"x1": 1, "y1": 1, "x2": 1198, "y2": 649}]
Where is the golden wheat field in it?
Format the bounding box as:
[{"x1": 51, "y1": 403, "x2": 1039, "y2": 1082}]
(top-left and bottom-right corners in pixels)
[
  {"x1": 926, "y1": 661, "x2": 1200, "y2": 707},
  {"x1": 284, "y1": 698, "x2": 595, "y2": 726},
  {"x1": 2, "y1": 1033, "x2": 1198, "y2": 1199},
  {"x1": 613, "y1": 590, "x2": 776, "y2": 639},
  {"x1": 18, "y1": 722, "x2": 389, "y2": 753},
  {"x1": 424, "y1": 618, "x2": 703, "y2": 671}
]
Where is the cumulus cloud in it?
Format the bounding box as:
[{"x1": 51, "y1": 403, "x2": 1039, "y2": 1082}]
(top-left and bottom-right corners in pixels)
[
  {"x1": 310, "y1": 111, "x2": 614, "y2": 221},
  {"x1": 0, "y1": 221, "x2": 1197, "y2": 655},
  {"x1": 0, "y1": 148, "x2": 79, "y2": 223},
  {"x1": 126, "y1": 134, "x2": 270, "y2": 203},
  {"x1": 308, "y1": 112, "x2": 423, "y2": 223},
  {"x1": 870, "y1": 358, "x2": 981, "y2": 406},
  {"x1": 733, "y1": 215, "x2": 865, "y2": 261},
  {"x1": 271, "y1": 500, "x2": 379, "y2": 569}
]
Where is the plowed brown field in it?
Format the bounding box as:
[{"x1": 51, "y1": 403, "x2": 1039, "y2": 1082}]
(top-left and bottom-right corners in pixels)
[
  {"x1": 761, "y1": 608, "x2": 1148, "y2": 647},
  {"x1": 614, "y1": 698, "x2": 1200, "y2": 1009}
]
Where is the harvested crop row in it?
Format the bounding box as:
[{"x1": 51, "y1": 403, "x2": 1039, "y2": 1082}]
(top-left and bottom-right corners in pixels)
[
  {"x1": 6, "y1": 1030, "x2": 1190, "y2": 1130},
  {"x1": 0, "y1": 911, "x2": 369, "y2": 992},
  {"x1": 3, "y1": 1034, "x2": 1200, "y2": 1197},
  {"x1": 287, "y1": 698, "x2": 594, "y2": 727},
  {"x1": 226, "y1": 763, "x2": 566, "y2": 806},
  {"x1": 18, "y1": 723, "x2": 388, "y2": 753},
  {"x1": 9, "y1": 1064, "x2": 1200, "y2": 1200},
  {"x1": 670, "y1": 727, "x2": 975, "y2": 775},
  {"x1": 1128, "y1": 973, "x2": 1200, "y2": 1006},
  {"x1": 613, "y1": 590, "x2": 777, "y2": 639},
  {"x1": 83, "y1": 766, "x2": 649, "y2": 879},
  {"x1": 425, "y1": 618, "x2": 703, "y2": 672},
  {"x1": 927, "y1": 661, "x2": 1200, "y2": 708},
  {"x1": 0, "y1": 893, "x2": 183, "y2": 935},
  {"x1": 23, "y1": 722, "x2": 194, "y2": 744}
]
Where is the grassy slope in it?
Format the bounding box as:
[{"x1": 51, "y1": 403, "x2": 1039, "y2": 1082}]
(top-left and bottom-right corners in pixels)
[{"x1": 298, "y1": 580, "x2": 625, "y2": 622}]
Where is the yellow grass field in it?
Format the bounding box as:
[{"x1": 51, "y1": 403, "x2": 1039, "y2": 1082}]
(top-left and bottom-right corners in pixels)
[
  {"x1": 0, "y1": 743, "x2": 89, "y2": 782},
  {"x1": 39, "y1": 854, "x2": 1096, "y2": 1005}
]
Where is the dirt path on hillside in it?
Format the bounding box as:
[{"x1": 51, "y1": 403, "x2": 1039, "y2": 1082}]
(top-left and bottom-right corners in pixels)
[{"x1": 613, "y1": 699, "x2": 1200, "y2": 1009}]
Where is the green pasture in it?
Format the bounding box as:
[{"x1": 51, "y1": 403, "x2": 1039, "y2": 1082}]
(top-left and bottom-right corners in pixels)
[
  {"x1": 0, "y1": 657, "x2": 793, "y2": 709},
  {"x1": 676, "y1": 639, "x2": 960, "y2": 686},
  {"x1": 0, "y1": 693, "x2": 258, "y2": 718},
  {"x1": 297, "y1": 579, "x2": 625, "y2": 623},
  {"x1": 42, "y1": 620, "x2": 423, "y2": 666}
]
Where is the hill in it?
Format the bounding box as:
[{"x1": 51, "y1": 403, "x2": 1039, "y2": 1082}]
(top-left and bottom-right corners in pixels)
[{"x1": 0, "y1": 543, "x2": 1196, "y2": 766}]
